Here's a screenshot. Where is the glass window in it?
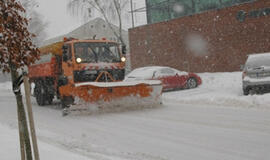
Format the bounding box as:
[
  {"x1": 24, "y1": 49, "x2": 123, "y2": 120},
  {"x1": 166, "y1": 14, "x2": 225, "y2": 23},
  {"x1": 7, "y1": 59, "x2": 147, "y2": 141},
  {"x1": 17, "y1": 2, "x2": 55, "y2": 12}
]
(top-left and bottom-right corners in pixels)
[
  {"x1": 146, "y1": 0, "x2": 255, "y2": 24},
  {"x1": 62, "y1": 44, "x2": 72, "y2": 61},
  {"x1": 159, "y1": 67, "x2": 176, "y2": 76},
  {"x1": 74, "y1": 42, "x2": 121, "y2": 63}
]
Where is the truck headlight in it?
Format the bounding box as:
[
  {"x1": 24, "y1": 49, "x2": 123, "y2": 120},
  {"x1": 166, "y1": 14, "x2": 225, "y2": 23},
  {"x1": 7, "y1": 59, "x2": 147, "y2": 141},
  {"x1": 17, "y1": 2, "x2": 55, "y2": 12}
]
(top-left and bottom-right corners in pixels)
[
  {"x1": 76, "y1": 58, "x2": 82, "y2": 63},
  {"x1": 121, "y1": 57, "x2": 126, "y2": 62}
]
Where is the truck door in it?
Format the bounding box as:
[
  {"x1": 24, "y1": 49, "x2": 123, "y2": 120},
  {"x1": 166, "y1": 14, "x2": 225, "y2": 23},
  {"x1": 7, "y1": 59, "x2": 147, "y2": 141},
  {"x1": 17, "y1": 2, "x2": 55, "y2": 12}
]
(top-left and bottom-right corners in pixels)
[{"x1": 62, "y1": 44, "x2": 73, "y2": 82}]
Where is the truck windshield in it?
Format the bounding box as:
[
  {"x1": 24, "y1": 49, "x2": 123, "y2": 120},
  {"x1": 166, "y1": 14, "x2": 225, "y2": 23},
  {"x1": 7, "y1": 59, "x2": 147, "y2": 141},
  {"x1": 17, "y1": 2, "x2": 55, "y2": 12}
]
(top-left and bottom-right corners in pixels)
[{"x1": 74, "y1": 42, "x2": 121, "y2": 63}]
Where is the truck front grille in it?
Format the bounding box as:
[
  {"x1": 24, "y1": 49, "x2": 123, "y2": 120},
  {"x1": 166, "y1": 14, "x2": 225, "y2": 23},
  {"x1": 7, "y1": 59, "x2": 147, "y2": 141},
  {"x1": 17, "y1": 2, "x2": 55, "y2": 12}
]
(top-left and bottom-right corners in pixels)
[{"x1": 74, "y1": 69, "x2": 125, "y2": 82}]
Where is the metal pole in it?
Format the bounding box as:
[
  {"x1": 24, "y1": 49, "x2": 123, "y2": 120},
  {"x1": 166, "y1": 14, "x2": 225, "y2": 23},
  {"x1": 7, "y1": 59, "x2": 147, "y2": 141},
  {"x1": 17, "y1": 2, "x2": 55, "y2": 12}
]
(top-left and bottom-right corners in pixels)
[
  {"x1": 130, "y1": 0, "x2": 135, "y2": 28},
  {"x1": 24, "y1": 76, "x2": 40, "y2": 160},
  {"x1": 17, "y1": 108, "x2": 25, "y2": 160}
]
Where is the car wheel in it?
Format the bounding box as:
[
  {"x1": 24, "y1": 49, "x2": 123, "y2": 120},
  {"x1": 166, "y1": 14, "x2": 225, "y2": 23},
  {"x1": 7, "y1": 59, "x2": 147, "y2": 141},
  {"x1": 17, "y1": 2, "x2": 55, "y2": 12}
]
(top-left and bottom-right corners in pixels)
[
  {"x1": 47, "y1": 95, "x2": 54, "y2": 105},
  {"x1": 186, "y1": 78, "x2": 197, "y2": 89}
]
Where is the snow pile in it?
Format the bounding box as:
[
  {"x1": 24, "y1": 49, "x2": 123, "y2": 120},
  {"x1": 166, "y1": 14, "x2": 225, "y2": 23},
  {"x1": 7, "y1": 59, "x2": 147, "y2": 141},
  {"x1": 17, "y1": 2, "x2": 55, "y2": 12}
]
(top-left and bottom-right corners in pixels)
[
  {"x1": 164, "y1": 72, "x2": 270, "y2": 109},
  {"x1": 69, "y1": 85, "x2": 163, "y2": 115}
]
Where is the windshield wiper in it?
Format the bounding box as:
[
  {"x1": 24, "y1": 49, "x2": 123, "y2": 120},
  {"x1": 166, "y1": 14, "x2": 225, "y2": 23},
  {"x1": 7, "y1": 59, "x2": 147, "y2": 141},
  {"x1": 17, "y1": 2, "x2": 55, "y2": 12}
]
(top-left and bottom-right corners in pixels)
[
  {"x1": 89, "y1": 46, "x2": 98, "y2": 62},
  {"x1": 103, "y1": 47, "x2": 120, "y2": 62}
]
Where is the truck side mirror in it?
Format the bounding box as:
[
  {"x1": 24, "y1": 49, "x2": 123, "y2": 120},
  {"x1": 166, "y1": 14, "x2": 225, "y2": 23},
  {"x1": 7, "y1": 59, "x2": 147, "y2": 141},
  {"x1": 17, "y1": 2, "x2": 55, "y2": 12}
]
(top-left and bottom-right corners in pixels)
[
  {"x1": 59, "y1": 76, "x2": 68, "y2": 86},
  {"x1": 63, "y1": 54, "x2": 68, "y2": 62},
  {"x1": 122, "y1": 45, "x2": 126, "y2": 55},
  {"x1": 62, "y1": 45, "x2": 68, "y2": 51},
  {"x1": 62, "y1": 45, "x2": 68, "y2": 62}
]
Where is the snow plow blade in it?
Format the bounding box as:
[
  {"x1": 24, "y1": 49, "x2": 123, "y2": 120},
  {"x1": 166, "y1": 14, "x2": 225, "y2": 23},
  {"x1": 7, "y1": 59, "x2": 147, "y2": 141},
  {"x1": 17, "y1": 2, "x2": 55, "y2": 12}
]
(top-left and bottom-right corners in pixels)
[{"x1": 60, "y1": 80, "x2": 163, "y2": 115}]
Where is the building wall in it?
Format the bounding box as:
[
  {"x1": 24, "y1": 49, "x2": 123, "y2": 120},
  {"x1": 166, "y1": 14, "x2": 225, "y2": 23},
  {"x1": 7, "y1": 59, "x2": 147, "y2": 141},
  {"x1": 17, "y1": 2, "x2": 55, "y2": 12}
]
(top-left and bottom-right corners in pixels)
[{"x1": 129, "y1": 0, "x2": 270, "y2": 72}]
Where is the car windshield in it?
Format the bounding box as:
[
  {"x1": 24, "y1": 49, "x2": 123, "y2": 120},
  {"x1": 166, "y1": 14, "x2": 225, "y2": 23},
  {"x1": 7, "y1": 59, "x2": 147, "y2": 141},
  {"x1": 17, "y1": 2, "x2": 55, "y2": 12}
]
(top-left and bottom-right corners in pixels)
[
  {"x1": 245, "y1": 55, "x2": 270, "y2": 68},
  {"x1": 74, "y1": 42, "x2": 120, "y2": 63},
  {"x1": 127, "y1": 67, "x2": 157, "y2": 79}
]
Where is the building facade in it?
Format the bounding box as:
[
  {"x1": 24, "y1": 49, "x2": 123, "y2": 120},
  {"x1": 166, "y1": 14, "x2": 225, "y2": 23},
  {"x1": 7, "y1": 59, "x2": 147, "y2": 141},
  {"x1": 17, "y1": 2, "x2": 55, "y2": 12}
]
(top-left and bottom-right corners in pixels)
[{"x1": 129, "y1": 0, "x2": 270, "y2": 72}]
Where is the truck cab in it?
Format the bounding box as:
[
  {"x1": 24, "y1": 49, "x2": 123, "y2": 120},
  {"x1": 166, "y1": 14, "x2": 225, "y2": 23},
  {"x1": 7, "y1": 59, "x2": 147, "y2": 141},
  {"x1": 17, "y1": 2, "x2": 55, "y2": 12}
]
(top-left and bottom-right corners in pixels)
[{"x1": 61, "y1": 39, "x2": 126, "y2": 84}]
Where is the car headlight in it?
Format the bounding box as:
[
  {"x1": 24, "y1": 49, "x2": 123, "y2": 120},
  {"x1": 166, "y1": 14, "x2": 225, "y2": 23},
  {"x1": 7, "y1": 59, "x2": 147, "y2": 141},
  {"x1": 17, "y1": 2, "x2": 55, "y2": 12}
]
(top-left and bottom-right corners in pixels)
[
  {"x1": 76, "y1": 58, "x2": 82, "y2": 63},
  {"x1": 121, "y1": 57, "x2": 126, "y2": 62}
]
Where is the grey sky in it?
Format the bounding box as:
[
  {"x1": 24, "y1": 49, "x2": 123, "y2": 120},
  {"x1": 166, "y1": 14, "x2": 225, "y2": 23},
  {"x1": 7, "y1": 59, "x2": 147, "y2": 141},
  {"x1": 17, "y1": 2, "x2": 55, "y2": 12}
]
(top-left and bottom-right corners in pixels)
[{"x1": 35, "y1": 0, "x2": 146, "y2": 39}]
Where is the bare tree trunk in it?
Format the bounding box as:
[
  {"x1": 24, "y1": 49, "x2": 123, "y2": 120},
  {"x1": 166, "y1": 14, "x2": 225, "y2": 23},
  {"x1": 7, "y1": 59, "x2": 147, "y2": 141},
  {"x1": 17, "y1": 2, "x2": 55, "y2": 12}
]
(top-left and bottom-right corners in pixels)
[
  {"x1": 113, "y1": 0, "x2": 125, "y2": 46},
  {"x1": 17, "y1": 109, "x2": 26, "y2": 160},
  {"x1": 10, "y1": 63, "x2": 33, "y2": 160}
]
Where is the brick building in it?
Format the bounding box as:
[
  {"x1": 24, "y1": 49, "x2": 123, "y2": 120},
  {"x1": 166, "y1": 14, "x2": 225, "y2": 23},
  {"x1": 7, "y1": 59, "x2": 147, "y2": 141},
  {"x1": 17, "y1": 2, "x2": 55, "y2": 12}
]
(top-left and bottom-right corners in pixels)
[{"x1": 129, "y1": 0, "x2": 270, "y2": 72}]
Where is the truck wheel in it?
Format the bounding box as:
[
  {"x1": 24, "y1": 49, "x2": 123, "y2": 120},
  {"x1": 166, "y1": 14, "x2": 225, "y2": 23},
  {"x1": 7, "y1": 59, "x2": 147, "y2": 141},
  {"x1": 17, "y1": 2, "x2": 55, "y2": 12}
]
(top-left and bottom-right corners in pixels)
[
  {"x1": 61, "y1": 99, "x2": 68, "y2": 109},
  {"x1": 60, "y1": 96, "x2": 73, "y2": 109},
  {"x1": 35, "y1": 83, "x2": 46, "y2": 106},
  {"x1": 47, "y1": 95, "x2": 54, "y2": 105}
]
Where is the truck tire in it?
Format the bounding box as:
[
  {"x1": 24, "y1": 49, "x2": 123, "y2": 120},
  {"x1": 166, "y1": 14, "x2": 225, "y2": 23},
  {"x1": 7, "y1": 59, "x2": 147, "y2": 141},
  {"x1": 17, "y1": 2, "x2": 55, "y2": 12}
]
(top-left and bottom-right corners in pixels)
[
  {"x1": 34, "y1": 80, "x2": 54, "y2": 106},
  {"x1": 47, "y1": 95, "x2": 54, "y2": 105},
  {"x1": 60, "y1": 96, "x2": 73, "y2": 109},
  {"x1": 35, "y1": 82, "x2": 46, "y2": 106}
]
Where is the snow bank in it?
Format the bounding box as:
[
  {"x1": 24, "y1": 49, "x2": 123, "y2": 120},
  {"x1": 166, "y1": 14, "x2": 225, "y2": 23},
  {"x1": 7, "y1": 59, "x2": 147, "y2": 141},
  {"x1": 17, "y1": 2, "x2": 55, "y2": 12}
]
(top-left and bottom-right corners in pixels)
[{"x1": 164, "y1": 72, "x2": 270, "y2": 109}]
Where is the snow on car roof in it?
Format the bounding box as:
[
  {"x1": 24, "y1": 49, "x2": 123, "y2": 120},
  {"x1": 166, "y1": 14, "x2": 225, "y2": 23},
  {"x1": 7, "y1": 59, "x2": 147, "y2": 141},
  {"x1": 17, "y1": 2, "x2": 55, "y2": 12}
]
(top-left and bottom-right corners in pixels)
[
  {"x1": 248, "y1": 52, "x2": 270, "y2": 58},
  {"x1": 127, "y1": 66, "x2": 171, "y2": 79},
  {"x1": 246, "y1": 52, "x2": 270, "y2": 68}
]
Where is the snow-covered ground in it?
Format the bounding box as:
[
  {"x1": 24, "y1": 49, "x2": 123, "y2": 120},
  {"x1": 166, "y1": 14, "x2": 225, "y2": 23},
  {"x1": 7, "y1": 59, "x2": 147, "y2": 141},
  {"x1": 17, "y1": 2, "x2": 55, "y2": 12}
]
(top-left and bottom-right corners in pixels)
[
  {"x1": 0, "y1": 124, "x2": 90, "y2": 160},
  {"x1": 0, "y1": 72, "x2": 269, "y2": 160},
  {"x1": 165, "y1": 72, "x2": 270, "y2": 109}
]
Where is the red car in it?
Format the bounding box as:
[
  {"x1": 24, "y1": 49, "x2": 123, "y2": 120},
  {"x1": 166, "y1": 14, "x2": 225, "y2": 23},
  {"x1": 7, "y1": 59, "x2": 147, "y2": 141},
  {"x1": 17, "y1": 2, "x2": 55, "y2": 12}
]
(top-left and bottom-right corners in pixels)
[{"x1": 125, "y1": 66, "x2": 202, "y2": 91}]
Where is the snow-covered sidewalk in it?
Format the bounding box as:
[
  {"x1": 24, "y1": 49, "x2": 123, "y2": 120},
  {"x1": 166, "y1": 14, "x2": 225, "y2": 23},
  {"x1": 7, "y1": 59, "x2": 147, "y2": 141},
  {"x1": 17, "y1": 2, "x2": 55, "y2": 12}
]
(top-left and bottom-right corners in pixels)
[{"x1": 0, "y1": 124, "x2": 90, "y2": 160}]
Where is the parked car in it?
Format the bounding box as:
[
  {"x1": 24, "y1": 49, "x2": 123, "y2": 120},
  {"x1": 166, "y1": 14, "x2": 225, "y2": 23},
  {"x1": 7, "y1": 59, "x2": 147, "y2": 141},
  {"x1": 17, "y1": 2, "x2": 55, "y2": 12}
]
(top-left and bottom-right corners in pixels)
[
  {"x1": 125, "y1": 66, "x2": 202, "y2": 91},
  {"x1": 242, "y1": 52, "x2": 270, "y2": 95}
]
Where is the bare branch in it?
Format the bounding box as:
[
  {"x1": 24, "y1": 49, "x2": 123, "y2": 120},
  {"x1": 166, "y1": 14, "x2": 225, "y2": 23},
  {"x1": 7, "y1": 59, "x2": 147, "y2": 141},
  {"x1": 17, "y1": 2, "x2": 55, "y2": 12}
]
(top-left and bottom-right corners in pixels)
[{"x1": 67, "y1": 0, "x2": 128, "y2": 45}]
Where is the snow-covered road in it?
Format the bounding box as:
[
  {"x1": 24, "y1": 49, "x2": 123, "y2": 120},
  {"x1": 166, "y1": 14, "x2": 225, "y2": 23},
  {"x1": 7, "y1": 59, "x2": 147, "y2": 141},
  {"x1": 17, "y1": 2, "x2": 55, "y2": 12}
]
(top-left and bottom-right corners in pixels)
[{"x1": 0, "y1": 72, "x2": 269, "y2": 160}]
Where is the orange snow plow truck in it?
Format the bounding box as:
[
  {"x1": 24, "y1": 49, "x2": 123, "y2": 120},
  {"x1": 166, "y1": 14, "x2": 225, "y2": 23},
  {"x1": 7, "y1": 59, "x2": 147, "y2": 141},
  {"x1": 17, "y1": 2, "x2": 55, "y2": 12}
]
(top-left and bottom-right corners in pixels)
[{"x1": 28, "y1": 38, "x2": 162, "y2": 115}]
